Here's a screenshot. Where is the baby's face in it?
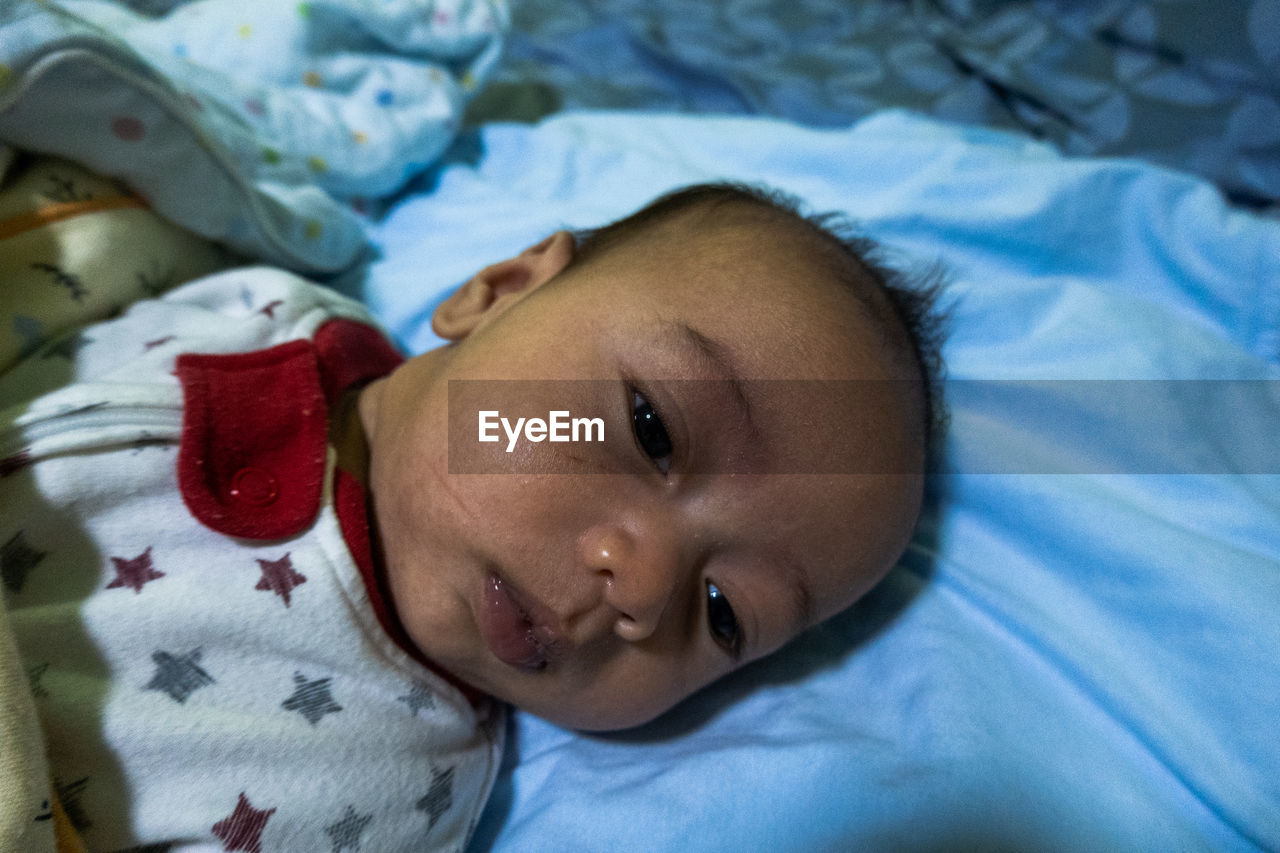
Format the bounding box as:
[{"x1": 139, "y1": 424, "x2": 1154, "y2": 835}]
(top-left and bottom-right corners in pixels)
[{"x1": 360, "y1": 218, "x2": 924, "y2": 730}]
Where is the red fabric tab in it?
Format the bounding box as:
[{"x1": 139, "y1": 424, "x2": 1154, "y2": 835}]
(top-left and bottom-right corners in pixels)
[
  {"x1": 177, "y1": 340, "x2": 328, "y2": 540},
  {"x1": 174, "y1": 317, "x2": 470, "y2": 696},
  {"x1": 314, "y1": 318, "x2": 404, "y2": 405}
]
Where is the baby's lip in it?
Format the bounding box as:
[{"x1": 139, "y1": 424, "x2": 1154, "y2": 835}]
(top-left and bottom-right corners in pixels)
[{"x1": 479, "y1": 573, "x2": 568, "y2": 671}]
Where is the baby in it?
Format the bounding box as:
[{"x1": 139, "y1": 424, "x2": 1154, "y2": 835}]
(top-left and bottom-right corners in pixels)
[{"x1": 1, "y1": 169, "x2": 942, "y2": 849}]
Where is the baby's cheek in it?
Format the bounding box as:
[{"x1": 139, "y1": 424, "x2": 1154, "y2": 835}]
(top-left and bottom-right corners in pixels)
[
  {"x1": 572, "y1": 657, "x2": 709, "y2": 732},
  {"x1": 479, "y1": 476, "x2": 600, "y2": 545}
]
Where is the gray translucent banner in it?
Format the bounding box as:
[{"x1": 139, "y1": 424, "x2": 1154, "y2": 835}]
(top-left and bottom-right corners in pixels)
[{"x1": 447, "y1": 379, "x2": 1280, "y2": 475}]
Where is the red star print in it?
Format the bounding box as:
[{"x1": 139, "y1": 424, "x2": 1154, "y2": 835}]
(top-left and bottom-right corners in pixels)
[
  {"x1": 257, "y1": 299, "x2": 284, "y2": 319},
  {"x1": 106, "y1": 547, "x2": 165, "y2": 593},
  {"x1": 144, "y1": 335, "x2": 175, "y2": 351},
  {"x1": 255, "y1": 554, "x2": 306, "y2": 607},
  {"x1": 211, "y1": 792, "x2": 275, "y2": 853}
]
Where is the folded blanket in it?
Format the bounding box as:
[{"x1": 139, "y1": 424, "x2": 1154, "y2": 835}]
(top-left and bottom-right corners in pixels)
[{"x1": 0, "y1": 0, "x2": 508, "y2": 273}]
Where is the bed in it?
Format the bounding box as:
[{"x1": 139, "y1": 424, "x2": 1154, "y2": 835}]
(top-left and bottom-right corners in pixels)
[{"x1": 2, "y1": 0, "x2": 1278, "y2": 850}]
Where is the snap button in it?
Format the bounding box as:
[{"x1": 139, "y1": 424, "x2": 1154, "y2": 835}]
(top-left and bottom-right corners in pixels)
[{"x1": 229, "y1": 466, "x2": 279, "y2": 506}]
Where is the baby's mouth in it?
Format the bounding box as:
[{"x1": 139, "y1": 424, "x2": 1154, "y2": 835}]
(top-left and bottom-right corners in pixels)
[{"x1": 479, "y1": 573, "x2": 557, "y2": 671}]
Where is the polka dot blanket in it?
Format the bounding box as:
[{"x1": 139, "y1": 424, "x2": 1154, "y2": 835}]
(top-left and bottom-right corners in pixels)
[{"x1": 0, "y1": 0, "x2": 508, "y2": 274}]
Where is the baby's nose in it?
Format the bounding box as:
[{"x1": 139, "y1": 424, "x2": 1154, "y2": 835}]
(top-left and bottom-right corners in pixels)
[{"x1": 576, "y1": 523, "x2": 682, "y2": 643}]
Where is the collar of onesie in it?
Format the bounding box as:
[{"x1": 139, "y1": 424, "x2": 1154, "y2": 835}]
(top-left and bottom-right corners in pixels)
[
  {"x1": 175, "y1": 317, "x2": 403, "y2": 540},
  {"x1": 173, "y1": 323, "x2": 483, "y2": 703}
]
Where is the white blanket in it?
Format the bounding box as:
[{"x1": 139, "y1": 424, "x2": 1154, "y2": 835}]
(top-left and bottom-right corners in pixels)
[{"x1": 0, "y1": 0, "x2": 507, "y2": 273}]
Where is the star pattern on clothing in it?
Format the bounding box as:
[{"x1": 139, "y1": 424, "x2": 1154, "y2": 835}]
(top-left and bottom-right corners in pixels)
[
  {"x1": 145, "y1": 648, "x2": 216, "y2": 704},
  {"x1": 54, "y1": 777, "x2": 92, "y2": 831},
  {"x1": 106, "y1": 546, "x2": 165, "y2": 593},
  {"x1": 397, "y1": 682, "x2": 436, "y2": 717},
  {"x1": 211, "y1": 792, "x2": 275, "y2": 853},
  {"x1": 2, "y1": 530, "x2": 47, "y2": 592},
  {"x1": 281, "y1": 671, "x2": 343, "y2": 725},
  {"x1": 324, "y1": 804, "x2": 374, "y2": 852},
  {"x1": 144, "y1": 335, "x2": 176, "y2": 352},
  {"x1": 255, "y1": 553, "x2": 307, "y2": 607},
  {"x1": 415, "y1": 765, "x2": 454, "y2": 831}
]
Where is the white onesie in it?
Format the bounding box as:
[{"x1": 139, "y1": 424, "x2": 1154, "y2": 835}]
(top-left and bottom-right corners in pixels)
[{"x1": 0, "y1": 270, "x2": 503, "y2": 851}]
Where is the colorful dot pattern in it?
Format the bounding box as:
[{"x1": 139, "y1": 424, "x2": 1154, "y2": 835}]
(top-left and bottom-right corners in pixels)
[
  {"x1": 0, "y1": 0, "x2": 510, "y2": 273},
  {"x1": 111, "y1": 116, "x2": 145, "y2": 141}
]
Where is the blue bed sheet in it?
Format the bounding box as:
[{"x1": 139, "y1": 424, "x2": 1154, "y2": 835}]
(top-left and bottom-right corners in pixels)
[{"x1": 363, "y1": 110, "x2": 1280, "y2": 850}]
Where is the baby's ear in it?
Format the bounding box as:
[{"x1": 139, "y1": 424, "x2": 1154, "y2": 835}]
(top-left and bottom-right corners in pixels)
[{"x1": 432, "y1": 231, "x2": 575, "y2": 341}]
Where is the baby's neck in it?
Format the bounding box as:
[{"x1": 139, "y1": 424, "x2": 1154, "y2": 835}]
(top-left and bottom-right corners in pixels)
[{"x1": 329, "y1": 384, "x2": 374, "y2": 484}]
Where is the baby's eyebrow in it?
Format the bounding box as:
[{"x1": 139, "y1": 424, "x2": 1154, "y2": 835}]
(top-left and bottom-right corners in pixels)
[
  {"x1": 664, "y1": 321, "x2": 815, "y2": 634},
  {"x1": 665, "y1": 320, "x2": 761, "y2": 450},
  {"x1": 777, "y1": 554, "x2": 815, "y2": 635}
]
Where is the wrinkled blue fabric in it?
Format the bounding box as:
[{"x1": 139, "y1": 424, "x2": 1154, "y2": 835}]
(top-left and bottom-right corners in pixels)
[
  {"x1": 364, "y1": 110, "x2": 1280, "y2": 851},
  {"x1": 477, "y1": 0, "x2": 1280, "y2": 212}
]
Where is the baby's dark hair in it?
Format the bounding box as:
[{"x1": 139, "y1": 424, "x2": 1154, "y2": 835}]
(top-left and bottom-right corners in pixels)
[{"x1": 567, "y1": 182, "x2": 949, "y2": 455}]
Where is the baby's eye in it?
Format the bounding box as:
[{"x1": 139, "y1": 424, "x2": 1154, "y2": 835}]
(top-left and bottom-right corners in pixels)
[
  {"x1": 631, "y1": 390, "x2": 673, "y2": 474},
  {"x1": 705, "y1": 580, "x2": 742, "y2": 657}
]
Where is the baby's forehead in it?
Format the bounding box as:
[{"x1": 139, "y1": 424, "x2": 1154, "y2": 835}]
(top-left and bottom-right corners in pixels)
[
  {"x1": 595, "y1": 208, "x2": 864, "y2": 305},
  {"x1": 655, "y1": 202, "x2": 844, "y2": 259},
  {"x1": 556, "y1": 202, "x2": 915, "y2": 390}
]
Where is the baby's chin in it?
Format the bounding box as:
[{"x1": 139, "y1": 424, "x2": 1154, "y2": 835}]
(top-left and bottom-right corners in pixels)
[{"x1": 501, "y1": 686, "x2": 680, "y2": 733}]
